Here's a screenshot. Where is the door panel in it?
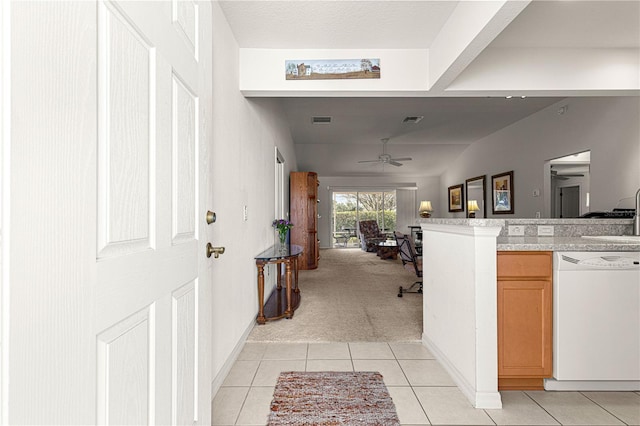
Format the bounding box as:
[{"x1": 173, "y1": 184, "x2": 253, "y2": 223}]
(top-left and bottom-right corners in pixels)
[
  {"x1": 97, "y1": 306, "x2": 154, "y2": 425},
  {"x1": 560, "y1": 186, "x2": 580, "y2": 218},
  {"x1": 97, "y1": 1, "x2": 154, "y2": 259},
  {"x1": 173, "y1": 280, "x2": 197, "y2": 425},
  {"x1": 172, "y1": 73, "x2": 198, "y2": 244},
  {"x1": 95, "y1": 1, "x2": 206, "y2": 424}
]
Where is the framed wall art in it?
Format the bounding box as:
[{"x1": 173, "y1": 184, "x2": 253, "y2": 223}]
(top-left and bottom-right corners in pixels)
[
  {"x1": 448, "y1": 184, "x2": 464, "y2": 212},
  {"x1": 491, "y1": 171, "x2": 514, "y2": 214},
  {"x1": 285, "y1": 59, "x2": 381, "y2": 80}
]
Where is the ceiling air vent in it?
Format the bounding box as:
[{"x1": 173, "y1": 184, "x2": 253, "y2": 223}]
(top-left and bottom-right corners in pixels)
[
  {"x1": 311, "y1": 116, "x2": 332, "y2": 124},
  {"x1": 402, "y1": 116, "x2": 424, "y2": 124}
]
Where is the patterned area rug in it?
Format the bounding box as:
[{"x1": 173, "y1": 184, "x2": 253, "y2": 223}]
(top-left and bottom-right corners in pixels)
[{"x1": 267, "y1": 371, "x2": 401, "y2": 426}]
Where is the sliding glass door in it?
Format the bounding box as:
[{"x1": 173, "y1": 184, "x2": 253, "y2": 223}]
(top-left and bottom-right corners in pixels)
[{"x1": 331, "y1": 190, "x2": 396, "y2": 248}]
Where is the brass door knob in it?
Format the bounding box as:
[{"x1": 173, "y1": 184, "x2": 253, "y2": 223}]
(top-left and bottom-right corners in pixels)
[{"x1": 206, "y1": 243, "x2": 225, "y2": 258}]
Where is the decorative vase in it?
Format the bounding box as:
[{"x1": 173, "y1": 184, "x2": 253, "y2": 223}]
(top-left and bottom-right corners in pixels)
[{"x1": 278, "y1": 231, "x2": 287, "y2": 246}]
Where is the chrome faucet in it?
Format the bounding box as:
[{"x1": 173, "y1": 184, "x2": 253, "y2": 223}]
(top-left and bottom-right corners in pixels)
[{"x1": 635, "y1": 188, "x2": 640, "y2": 236}]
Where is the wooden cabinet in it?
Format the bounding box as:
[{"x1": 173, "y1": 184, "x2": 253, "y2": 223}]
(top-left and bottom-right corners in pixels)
[
  {"x1": 290, "y1": 172, "x2": 319, "y2": 270},
  {"x1": 497, "y1": 251, "x2": 553, "y2": 390}
]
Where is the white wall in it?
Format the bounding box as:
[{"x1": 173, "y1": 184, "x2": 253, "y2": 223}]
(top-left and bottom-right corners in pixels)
[
  {"x1": 441, "y1": 97, "x2": 640, "y2": 218},
  {"x1": 210, "y1": 2, "x2": 297, "y2": 389},
  {"x1": 415, "y1": 175, "x2": 442, "y2": 218}
]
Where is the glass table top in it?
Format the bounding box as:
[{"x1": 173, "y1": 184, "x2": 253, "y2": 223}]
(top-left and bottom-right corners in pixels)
[
  {"x1": 255, "y1": 244, "x2": 303, "y2": 260},
  {"x1": 378, "y1": 240, "x2": 398, "y2": 247}
]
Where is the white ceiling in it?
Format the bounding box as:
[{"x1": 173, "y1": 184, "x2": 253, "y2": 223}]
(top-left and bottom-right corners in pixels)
[
  {"x1": 219, "y1": 0, "x2": 640, "y2": 177},
  {"x1": 219, "y1": 1, "x2": 640, "y2": 50},
  {"x1": 218, "y1": 1, "x2": 458, "y2": 49}
]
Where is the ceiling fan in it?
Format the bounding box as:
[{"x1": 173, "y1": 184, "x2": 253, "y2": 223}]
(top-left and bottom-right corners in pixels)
[
  {"x1": 357, "y1": 138, "x2": 412, "y2": 167},
  {"x1": 551, "y1": 169, "x2": 585, "y2": 180}
]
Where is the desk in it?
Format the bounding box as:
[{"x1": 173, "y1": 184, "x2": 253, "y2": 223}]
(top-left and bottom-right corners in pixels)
[{"x1": 254, "y1": 244, "x2": 303, "y2": 324}]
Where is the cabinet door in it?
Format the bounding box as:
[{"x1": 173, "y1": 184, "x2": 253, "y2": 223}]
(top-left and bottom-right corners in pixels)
[
  {"x1": 290, "y1": 172, "x2": 318, "y2": 269},
  {"x1": 498, "y1": 278, "x2": 552, "y2": 377}
]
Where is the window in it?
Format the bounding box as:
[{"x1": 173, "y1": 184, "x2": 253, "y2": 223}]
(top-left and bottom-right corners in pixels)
[{"x1": 331, "y1": 190, "x2": 396, "y2": 248}]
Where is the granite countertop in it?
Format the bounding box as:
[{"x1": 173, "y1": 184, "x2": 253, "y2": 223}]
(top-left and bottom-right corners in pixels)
[
  {"x1": 497, "y1": 236, "x2": 640, "y2": 252},
  {"x1": 416, "y1": 218, "x2": 634, "y2": 226},
  {"x1": 415, "y1": 218, "x2": 639, "y2": 251}
]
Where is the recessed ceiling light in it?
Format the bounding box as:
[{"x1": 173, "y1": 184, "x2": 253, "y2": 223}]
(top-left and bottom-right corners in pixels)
[
  {"x1": 521, "y1": 96, "x2": 527, "y2": 99},
  {"x1": 402, "y1": 116, "x2": 424, "y2": 124},
  {"x1": 505, "y1": 96, "x2": 513, "y2": 99}
]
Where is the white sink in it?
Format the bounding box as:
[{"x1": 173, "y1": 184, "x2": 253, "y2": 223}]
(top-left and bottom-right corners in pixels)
[{"x1": 581, "y1": 235, "x2": 640, "y2": 243}]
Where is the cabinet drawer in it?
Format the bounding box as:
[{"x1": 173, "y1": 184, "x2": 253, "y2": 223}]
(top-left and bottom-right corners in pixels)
[{"x1": 497, "y1": 251, "x2": 552, "y2": 278}]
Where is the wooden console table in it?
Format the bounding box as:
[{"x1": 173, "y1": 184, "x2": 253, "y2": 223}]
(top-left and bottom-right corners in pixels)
[{"x1": 254, "y1": 244, "x2": 303, "y2": 324}]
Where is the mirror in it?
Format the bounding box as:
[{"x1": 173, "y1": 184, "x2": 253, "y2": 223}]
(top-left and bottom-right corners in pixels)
[
  {"x1": 465, "y1": 175, "x2": 486, "y2": 218},
  {"x1": 547, "y1": 151, "x2": 591, "y2": 218}
]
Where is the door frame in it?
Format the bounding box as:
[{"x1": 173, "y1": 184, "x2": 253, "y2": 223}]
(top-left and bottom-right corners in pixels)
[{"x1": 0, "y1": 0, "x2": 10, "y2": 421}]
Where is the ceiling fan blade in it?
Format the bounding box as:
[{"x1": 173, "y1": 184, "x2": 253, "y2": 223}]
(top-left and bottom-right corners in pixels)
[
  {"x1": 388, "y1": 161, "x2": 403, "y2": 167},
  {"x1": 358, "y1": 160, "x2": 380, "y2": 163},
  {"x1": 391, "y1": 157, "x2": 412, "y2": 162}
]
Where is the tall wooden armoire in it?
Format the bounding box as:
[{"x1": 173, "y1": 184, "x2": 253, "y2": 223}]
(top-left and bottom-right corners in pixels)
[{"x1": 290, "y1": 171, "x2": 319, "y2": 270}]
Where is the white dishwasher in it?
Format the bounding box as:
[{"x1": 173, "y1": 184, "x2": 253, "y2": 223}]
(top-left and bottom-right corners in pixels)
[{"x1": 545, "y1": 251, "x2": 640, "y2": 391}]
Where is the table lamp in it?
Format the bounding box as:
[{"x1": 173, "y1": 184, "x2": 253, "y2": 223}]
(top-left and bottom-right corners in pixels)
[
  {"x1": 467, "y1": 200, "x2": 480, "y2": 218},
  {"x1": 419, "y1": 201, "x2": 433, "y2": 218}
]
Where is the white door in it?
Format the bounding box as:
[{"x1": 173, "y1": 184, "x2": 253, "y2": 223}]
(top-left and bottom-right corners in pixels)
[{"x1": 4, "y1": 1, "x2": 213, "y2": 424}]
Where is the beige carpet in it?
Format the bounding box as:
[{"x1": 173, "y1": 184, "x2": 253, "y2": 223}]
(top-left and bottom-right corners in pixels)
[{"x1": 247, "y1": 248, "x2": 422, "y2": 342}]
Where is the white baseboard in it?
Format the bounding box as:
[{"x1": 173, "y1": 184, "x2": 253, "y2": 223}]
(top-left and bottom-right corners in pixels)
[
  {"x1": 210, "y1": 318, "x2": 255, "y2": 399},
  {"x1": 545, "y1": 379, "x2": 640, "y2": 391},
  {"x1": 422, "y1": 333, "x2": 502, "y2": 409}
]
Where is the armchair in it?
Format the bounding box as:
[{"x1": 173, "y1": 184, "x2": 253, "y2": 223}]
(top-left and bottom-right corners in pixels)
[{"x1": 358, "y1": 220, "x2": 387, "y2": 252}]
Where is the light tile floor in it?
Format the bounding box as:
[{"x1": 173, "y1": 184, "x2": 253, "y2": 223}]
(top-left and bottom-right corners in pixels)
[{"x1": 212, "y1": 342, "x2": 640, "y2": 426}]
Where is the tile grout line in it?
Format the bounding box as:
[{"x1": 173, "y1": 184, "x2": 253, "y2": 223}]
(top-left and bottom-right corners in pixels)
[
  {"x1": 522, "y1": 391, "x2": 563, "y2": 425},
  {"x1": 481, "y1": 407, "x2": 498, "y2": 426},
  {"x1": 236, "y1": 344, "x2": 267, "y2": 426},
  {"x1": 579, "y1": 391, "x2": 630, "y2": 426},
  {"x1": 392, "y1": 342, "x2": 434, "y2": 425}
]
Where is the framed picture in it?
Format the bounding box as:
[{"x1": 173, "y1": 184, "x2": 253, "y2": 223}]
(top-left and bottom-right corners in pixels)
[
  {"x1": 491, "y1": 171, "x2": 514, "y2": 214},
  {"x1": 448, "y1": 184, "x2": 464, "y2": 212}
]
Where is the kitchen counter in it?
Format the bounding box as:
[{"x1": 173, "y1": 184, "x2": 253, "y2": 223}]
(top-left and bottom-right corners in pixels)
[
  {"x1": 418, "y1": 220, "x2": 638, "y2": 408},
  {"x1": 497, "y1": 236, "x2": 640, "y2": 251},
  {"x1": 417, "y1": 218, "x2": 638, "y2": 252}
]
